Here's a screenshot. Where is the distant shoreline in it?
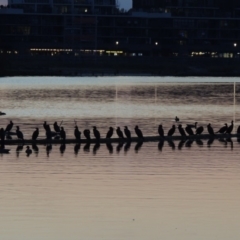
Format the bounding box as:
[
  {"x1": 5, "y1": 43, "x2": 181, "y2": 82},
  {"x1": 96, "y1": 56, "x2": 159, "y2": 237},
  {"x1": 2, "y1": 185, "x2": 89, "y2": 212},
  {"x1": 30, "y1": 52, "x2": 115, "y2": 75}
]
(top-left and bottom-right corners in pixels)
[{"x1": 1, "y1": 55, "x2": 240, "y2": 77}]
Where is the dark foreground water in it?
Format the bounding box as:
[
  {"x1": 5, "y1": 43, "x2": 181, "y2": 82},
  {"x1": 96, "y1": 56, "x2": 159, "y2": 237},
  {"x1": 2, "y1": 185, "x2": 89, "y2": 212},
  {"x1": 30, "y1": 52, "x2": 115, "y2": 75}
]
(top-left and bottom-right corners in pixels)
[{"x1": 0, "y1": 76, "x2": 240, "y2": 240}]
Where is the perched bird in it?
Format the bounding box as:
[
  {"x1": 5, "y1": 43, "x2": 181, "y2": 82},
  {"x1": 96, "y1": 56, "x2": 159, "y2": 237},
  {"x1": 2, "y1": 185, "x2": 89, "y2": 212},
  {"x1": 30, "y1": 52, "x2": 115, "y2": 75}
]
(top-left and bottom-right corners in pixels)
[
  {"x1": 185, "y1": 125, "x2": 194, "y2": 136},
  {"x1": 46, "y1": 129, "x2": 52, "y2": 140},
  {"x1": 226, "y1": 120, "x2": 234, "y2": 134},
  {"x1": 175, "y1": 116, "x2": 179, "y2": 122},
  {"x1": 32, "y1": 128, "x2": 39, "y2": 140},
  {"x1": 178, "y1": 124, "x2": 186, "y2": 137},
  {"x1": 124, "y1": 126, "x2": 131, "y2": 139},
  {"x1": 0, "y1": 128, "x2": 5, "y2": 142},
  {"x1": 207, "y1": 123, "x2": 215, "y2": 135},
  {"x1": 216, "y1": 123, "x2": 228, "y2": 134},
  {"x1": 196, "y1": 126, "x2": 204, "y2": 135},
  {"x1": 83, "y1": 129, "x2": 91, "y2": 140},
  {"x1": 93, "y1": 126, "x2": 101, "y2": 140},
  {"x1": 53, "y1": 122, "x2": 61, "y2": 132},
  {"x1": 60, "y1": 127, "x2": 66, "y2": 141},
  {"x1": 43, "y1": 121, "x2": 51, "y2": 132},
  {"x1": 74, "y1": 126, "x2": 81, "y2": 140},
  {"x1": 16, "y1": 126, "x2": 24, "y2": 140},
  {"x1": 5, "y1": 120, "x2": 13, "y2": 132},
  {"x1": 106, "y1": 127, "x2": 114, "y2": 139},
  {"x1": 158, "y1": 125, "x2": 164, "y2": 137},
  {"x1": 237, "y1": 125, "x2": 240, "y2": 134},
  {"x1": 167, "y1": 125, "x2": 176, "y2": 136},
  {"x1": 25, "y1": 146, "x2": 32, "y2": 155},
  {"x1": 116, "y1": 127, "x2": 124, "y2": 139},
  {"x1": 134, "y1": 125, "x2": 144, "y2": 139}
]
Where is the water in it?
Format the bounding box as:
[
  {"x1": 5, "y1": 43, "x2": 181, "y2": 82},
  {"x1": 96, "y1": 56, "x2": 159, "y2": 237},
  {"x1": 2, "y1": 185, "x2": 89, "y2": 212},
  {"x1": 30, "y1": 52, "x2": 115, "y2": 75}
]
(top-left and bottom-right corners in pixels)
[{"x1": 0, "y1": 76, "x2": 240, "y2": 240}]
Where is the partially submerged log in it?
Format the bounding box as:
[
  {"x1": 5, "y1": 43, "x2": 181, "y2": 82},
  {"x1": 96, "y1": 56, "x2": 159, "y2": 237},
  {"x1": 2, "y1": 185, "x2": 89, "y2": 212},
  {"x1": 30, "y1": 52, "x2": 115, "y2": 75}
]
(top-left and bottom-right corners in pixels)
[{"x1": 1, "y1": 133, "x2": 239, "y2": 145}]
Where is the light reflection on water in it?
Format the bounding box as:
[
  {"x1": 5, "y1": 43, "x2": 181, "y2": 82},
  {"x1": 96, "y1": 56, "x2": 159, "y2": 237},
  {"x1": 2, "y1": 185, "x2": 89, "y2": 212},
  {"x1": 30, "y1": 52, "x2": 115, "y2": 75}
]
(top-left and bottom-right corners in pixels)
[{"x1": 0, "y1": 76, "x2": 240, "y2": 240}]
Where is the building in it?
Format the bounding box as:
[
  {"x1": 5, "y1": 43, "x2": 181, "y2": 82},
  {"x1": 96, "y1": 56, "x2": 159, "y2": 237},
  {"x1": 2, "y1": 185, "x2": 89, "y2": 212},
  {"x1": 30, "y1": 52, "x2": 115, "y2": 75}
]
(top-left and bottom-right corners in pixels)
[{"x1": 1, "y1": 0, "x2": 240, "y2": 59}]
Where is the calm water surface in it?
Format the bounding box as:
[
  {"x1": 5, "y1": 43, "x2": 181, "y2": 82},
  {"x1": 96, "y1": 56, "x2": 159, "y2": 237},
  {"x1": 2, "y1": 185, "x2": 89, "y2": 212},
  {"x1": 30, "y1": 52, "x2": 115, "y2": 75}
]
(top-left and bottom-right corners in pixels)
[{"x1": 0, "y1": 76, "x2": 240, "y2": 240}]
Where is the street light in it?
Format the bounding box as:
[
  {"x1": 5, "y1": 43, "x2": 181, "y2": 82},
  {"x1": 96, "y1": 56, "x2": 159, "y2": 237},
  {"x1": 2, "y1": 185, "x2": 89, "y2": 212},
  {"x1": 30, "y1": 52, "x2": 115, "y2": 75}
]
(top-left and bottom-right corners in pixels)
[
  {"x1": 155, "y1": 42, "x2": 158, "y2": 46},
  {"x1": 234, "y1": 43, "x2": 237, "y2": 47},
  {"x1": 116, "y1": 41, "x2": 119, "y2": 45}
]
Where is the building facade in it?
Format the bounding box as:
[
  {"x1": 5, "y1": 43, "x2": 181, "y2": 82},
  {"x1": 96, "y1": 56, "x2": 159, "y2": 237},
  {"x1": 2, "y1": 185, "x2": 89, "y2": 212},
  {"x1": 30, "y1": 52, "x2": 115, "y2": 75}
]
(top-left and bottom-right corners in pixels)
[{"x1": 1, "y1": 0, "x2": 240, "y2": 58}]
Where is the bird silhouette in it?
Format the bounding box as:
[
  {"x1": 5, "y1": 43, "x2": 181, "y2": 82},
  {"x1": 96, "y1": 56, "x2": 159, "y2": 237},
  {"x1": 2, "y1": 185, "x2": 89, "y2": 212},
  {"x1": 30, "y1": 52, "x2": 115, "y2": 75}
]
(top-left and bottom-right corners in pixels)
[
  {"x1": 116, "y1": 127, "x2": 124, "y2": 139},
  {"x1": 216, "y1": 123, "x2": 228, "y2": 134},
  {"x1": 167, "y1": 125, "x2": 175, "y2": 136},
  {"x1": 5, "y1": 120, "x2": 13, "y2": 132},
  {"x1": 178, "y1": 124, "x2": 186, "y2": 137},
  {"x1": 93, "y1": 126, "x2": 101, "y2": 140},
  {"x1": 32, "y1": 128, "x2": 39, "y2": 140},
  {"x1": 74, "y1": 126, "x2": 81, "y2": 140},
  {"x1": 158, "y1": 125, "x2": 164, "y2": 137},
  {"x1": 83, "y1": 129, "x2": 91, "y2": 140},
  {"x1": 134, "y1": 125, "x2": 144, "y2": 139},
  {"x1": 60, "y1": 127, "x2": 66, "y2": 141},
  {"x1": 106, "y1": 127, "x2": 114, "y2": 139},
  {"x1": 16, "y1": 126, "x2": 24, "y2": 140},
  {"x1": 207, "y1": 123, "x2": 215, "y2": 135},
  {"x1": 196, "y1": 126, "x2": 204, "y2": 135},
  {"x1": 124, "y1": 126, "x2": 131, "y2": 139},
  {"x1": 226, "y1": 120, "x2": 234, "y2": 134}
]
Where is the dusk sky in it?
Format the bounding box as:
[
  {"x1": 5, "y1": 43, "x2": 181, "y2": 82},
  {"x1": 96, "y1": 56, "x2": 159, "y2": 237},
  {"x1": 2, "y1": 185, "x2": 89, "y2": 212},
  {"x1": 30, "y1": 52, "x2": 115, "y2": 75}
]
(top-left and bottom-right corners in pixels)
[{"x1": 0, "y1": 0, "x2": 132, "y2": 9}]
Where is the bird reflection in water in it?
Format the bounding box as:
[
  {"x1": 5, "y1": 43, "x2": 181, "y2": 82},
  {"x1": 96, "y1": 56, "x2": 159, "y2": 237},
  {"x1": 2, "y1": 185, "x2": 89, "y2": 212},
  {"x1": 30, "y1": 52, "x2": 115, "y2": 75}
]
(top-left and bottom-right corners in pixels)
[
  {"x1": 226, "y1": 138, "x2": 233, "y2": 149},
  {"x1": 195, "y1": 139, "x2": 204, "y2": 147},
  {"x1": 178, "y1": 140, "x2": 185, "y2": 150},
  {"x1": 185, "y1": 139, "x2": 193, "y2": 148},
  {"x1": 93, "y1": 142, "x2": 100, "y2": 155},
  {"x1": 124, "y1": 141, "x2": 131, "y2": 153},
  {"x1": 74, "y1": 143, "x2": 81, "y2": 155},
  {"x1": 218, "y1": 138, "x2": 227, "y2": 147},
  {"x1": 60, "y1": 143, "x2": 66, "y2": 154},
  {"x1": 32, "y1": 143, "x2": 39, "y2": 156},
  {"x1": 158, "y1": 140, "x2": 164, "y2": 151},
  {"x1": 83, "y1": 142, "x2": 91, "y2": 152},
  {"x1": 46, "y1": 144, "x2": 52, "y2": 157},
  {"x1": 16, "y1": 144, "x2": 24, "y2": 157},
  {"x1": 207, "y1": 138, "x2": 214, "y2": 147},
  {"x1": 116, "y1": 142, "x2": 124, "y2": 153},
  {"x1": 135, "y1": 141, "x2": 143, "y2": 153},
  {"x1": 106, "y1": 142, "x2": 113, "y2": 154},
  {"x1": 167, "y1": 140, "x2": 175, "y2": 150}
]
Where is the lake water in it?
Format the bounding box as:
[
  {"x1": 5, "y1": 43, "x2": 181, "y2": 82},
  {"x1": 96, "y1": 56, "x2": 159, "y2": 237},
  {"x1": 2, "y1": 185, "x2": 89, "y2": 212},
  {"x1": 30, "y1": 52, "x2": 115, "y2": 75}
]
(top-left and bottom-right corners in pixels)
[{"x1": 0, "y1": 76, "x2": 240, "y2": 240}]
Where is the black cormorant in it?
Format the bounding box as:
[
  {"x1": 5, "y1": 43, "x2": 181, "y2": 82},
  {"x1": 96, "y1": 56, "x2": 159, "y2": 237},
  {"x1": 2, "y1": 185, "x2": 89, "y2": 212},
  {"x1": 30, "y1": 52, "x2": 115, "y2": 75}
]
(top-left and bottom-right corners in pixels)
[
  {"x1": 32, "y1": 128, "x2": 39, "y2": 140},
  {"x1": 124, "y1": 126, "x2": 131, "y2": 139},
  {"x1": 167, "y1": 125, "x2": 175, "y2": 136},
  {"x1": 175, "y1": 116, "x2": 179, "y2": 122},
  {"x1": 207, "y1": 123, "x2": 215, "y2": 135},
  {"x1": 116, "y1": 127, "x2": 124, "y2": 139},
  {"x1": 93, "y1": 126, "x2": 101, "y2": 140},
  {"x1": 16, "y1": 126, "x2": 24, "y2": 140},
  {"x1": 158, "y1": 125, "x2": 164, "y2": 137},
  {"x1": 25, "y1": 146, "x2": 32, "y2": 155},
  {"x1": 83, "y1": 129, "x2": 91, "y2": 140},
  {"x1": 106, "y1": 127, "x2": 114, "y2": 139},
  {"x1": 178, "y1": 124, "x2": 186, "y2": 137},
  {"x1": 54, "y1": 122, "x2": 61, "y2": 132},
  {"x1": 185, "y1": 125, "x2": 194, "y2": 136},
  {"x1": 5, "y1": 121, "x2": 13, "y2": 132},
  {"x1": 196, "y1": 126, "x2": 204, "y2": 135},
  {"x1": 43, "y1": 121, "x2": 51, "y2": 132},
  {"x1": 0, "y1": 128, "x2": 5, "y2": 142},
  {"x1": 226, "y1": 120, "x2": 234, "y2": 134},
  {"x1": 134, "y1": 125, "x2": 143, "y2": 139},
  {"x1": 74, "y1": 126, "x2": 81, "y2": 140},
  {"x1": 216, "y1": 123, "x2": 228, "y2": 134},
  {"x1": 60, "y1": 127, "x2": 66, "y2": 141}
]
